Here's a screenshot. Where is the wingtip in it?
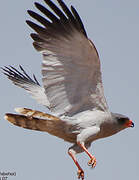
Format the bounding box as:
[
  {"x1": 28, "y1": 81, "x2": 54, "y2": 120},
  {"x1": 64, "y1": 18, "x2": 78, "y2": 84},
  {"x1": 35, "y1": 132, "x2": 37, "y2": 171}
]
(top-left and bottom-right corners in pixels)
[
  {"x1": 26, "y1": 20, "x2": 33, "y2": 27},
  {"x1": 34, "y1": 2, "x2": 39, "y2": 7},
  {"x1": 26, "y1": 20, "x2": 30, "y2": 25},
  {"x1": 27, "y1": 10, "x2": 32, "y2": 15}
]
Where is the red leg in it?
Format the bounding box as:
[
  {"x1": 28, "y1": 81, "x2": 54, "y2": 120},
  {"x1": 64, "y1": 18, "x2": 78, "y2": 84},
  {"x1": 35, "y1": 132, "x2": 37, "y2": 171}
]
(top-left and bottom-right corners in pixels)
[
  {"x1": 77, "y1": 142, "x2": 97, "y2": 168},
  {"x1": 68, "y1": 150, "x2": 84, "y2": 180}
]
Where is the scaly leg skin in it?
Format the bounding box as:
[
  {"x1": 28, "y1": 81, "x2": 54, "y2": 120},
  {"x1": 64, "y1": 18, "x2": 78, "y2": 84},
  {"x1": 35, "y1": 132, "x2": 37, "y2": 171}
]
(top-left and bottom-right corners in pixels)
[
  {"x1": 77, "y1": 142, "x2": 97, "y2": 168},
  {"x1": 68, "y1": 150, "x2": 84, "y2": 180}
]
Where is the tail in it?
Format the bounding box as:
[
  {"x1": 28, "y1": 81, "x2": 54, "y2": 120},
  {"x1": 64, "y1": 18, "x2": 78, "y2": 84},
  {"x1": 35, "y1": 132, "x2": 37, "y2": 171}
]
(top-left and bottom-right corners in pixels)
[
  {"x1": 1, "y1": 65, "x2": 50, "y2": 108},
  {"x1": 5, "y1": 107, "x2": 76, "y2": 143},
  {"x1": 5, "y1": 108, "x2": 63, "y2": 136}
]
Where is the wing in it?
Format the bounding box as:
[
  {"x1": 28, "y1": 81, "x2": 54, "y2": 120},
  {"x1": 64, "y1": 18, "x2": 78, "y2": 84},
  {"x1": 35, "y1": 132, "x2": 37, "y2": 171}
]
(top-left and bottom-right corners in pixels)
[
  {"x1": 27, "y1": 0, "x2": 108, "y2": 116},
  {"x1": 2, "y1": 66, "x2": 50, "y2": 108}
]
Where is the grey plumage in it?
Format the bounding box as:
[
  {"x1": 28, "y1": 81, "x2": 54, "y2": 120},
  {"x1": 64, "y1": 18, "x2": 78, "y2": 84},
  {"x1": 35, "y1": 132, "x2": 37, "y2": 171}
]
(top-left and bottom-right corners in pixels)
[{"x1": 2, "y1": 0, "x2": 134, "y2": 180}]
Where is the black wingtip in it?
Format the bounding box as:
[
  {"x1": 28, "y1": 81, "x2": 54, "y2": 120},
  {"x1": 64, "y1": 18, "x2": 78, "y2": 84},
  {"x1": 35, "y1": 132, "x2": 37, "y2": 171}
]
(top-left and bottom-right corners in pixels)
[
  {"x1": 34, "y1": 1, "x2": 38, "y2": 5},
  {"x1": 27, "y1": 10, "x2": 32, "y2": 16},
  {"x1": 19, "y1": 65, "x2": 24, "y2": 71},
  {"x1": 71, "y1": 5, "x2": 87, "y2": 38},
  {"x1": 34, "y1": 2, "x2": 40, "y2": 7},
  {"x1": 0, "y1": 66, "x2": 8, "y2": 76},
  {"x1": 26, "y1": 20, "x2": 30, "y2": 26},
  {"x1": 26, "y1": 20, "x2": 35, "y2": 27},
  {"x1": 34, "y1": 2, "x2": 43, "y2": 10}
]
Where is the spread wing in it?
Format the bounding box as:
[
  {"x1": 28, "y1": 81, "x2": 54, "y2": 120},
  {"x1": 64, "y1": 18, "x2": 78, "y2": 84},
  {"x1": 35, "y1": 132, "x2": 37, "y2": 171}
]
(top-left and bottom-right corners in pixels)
[
  {"x1": 27, "y1": 0, "x2": 108, "y2": 116},
  {"x1": 2, "y1": 66, "x2": 50, "y2": 108}
]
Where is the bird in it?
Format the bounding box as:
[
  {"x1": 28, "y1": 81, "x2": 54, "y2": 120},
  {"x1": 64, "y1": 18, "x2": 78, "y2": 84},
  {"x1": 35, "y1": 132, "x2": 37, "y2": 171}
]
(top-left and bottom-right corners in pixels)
[{"x1": 2, "y1": 0, "x2": 134, "y2": 179}]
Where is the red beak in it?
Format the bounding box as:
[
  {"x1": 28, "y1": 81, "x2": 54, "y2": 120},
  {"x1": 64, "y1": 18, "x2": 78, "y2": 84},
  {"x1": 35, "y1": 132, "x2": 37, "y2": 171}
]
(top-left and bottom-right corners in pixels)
[{"x1": 126, "y1": 120, "x2": 134, "y2": 128}]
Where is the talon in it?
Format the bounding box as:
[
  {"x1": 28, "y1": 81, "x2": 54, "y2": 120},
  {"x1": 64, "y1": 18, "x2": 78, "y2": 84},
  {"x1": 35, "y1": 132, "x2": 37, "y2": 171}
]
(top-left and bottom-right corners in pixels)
[
  {"x1": 77, "y1": 169, "x2": 84, "y2": 180},
  {"x1": 87, "y1": 156, "x2": 97, "y2": 168}
]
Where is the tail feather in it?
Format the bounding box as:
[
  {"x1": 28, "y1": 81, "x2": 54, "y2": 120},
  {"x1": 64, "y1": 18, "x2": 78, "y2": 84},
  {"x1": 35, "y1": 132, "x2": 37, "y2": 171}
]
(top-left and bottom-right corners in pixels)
[
  {"x1": 4, "y1": 108, "x2": 77, "y2": 143},
  {"x1": 5, "y1": 113, "x2": 59, "y2": 132},
  {"x1": 14, "y1": 107, "x2": 59, "y2": 121},
  {"x1": 4, "y1": 108, "x2": 67, "y2": 140}
]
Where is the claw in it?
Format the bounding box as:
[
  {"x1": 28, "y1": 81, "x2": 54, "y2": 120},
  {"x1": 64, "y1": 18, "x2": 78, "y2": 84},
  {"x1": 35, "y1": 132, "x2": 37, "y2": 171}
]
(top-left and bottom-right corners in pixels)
[
  {"x1": 77, "y1": 169, "x2": 84, "y2": 180},
  {"x1": 87, "y1": 156, "x2": 97, "y2": 168}
]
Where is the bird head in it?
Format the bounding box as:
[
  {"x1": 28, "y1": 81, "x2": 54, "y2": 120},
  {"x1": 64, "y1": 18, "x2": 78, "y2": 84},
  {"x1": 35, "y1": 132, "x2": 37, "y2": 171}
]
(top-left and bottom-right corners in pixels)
[{"x1": 112, "y1": 113, "x2": 134, "y2": 130}]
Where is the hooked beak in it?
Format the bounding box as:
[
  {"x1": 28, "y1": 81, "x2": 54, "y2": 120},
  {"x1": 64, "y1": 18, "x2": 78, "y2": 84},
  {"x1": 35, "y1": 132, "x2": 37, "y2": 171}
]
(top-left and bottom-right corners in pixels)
[
  {"x1": 126, "y1": 120, "x2": 134, "y2": 128},
  {"x1": 131, "y1": 121, "x2": 134, "y2": 128}
]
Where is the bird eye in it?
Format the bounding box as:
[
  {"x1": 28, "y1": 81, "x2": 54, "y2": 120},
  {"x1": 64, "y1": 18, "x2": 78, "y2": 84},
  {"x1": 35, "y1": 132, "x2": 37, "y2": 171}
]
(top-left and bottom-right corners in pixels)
[{"x1": 118, "y1": 118, "x2": 128, "y2": 125}]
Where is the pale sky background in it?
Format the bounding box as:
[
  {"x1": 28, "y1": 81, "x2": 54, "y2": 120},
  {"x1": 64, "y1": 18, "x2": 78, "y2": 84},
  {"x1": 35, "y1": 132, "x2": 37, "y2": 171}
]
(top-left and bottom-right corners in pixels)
[{"x1": 0, "y1": 0, "x2": 139, "y2": 180}]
